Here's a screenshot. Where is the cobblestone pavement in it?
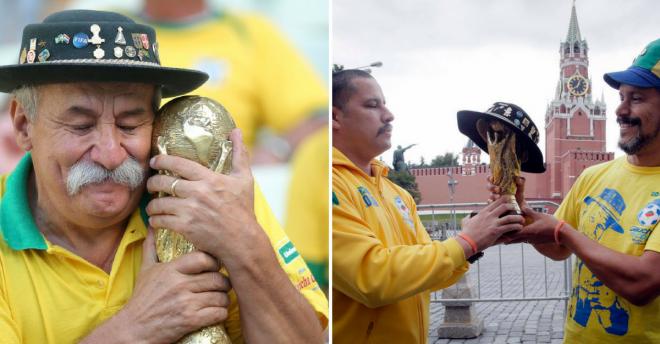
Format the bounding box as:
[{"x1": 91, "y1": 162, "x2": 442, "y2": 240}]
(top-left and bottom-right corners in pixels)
[{"x1": 428, "y1": 242, "x2": 573, "y2": 344}]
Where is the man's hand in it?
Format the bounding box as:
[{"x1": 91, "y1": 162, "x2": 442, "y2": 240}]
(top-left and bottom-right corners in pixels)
[
  {"x1": 487, "y1": 175, "x2": 527, "y2": 207},
  {"x1": 502, "y1": 206, "x2": 561, "y2": 245},
  {"x1": 460, "y1": 196, "x2": 525, "y2": 252},
  {"x1": 82, "y1": 229, "x2": 231, "y2": 343},
  {"x1": 146, "y1": 129, "x2": 258, "y2": 265}
]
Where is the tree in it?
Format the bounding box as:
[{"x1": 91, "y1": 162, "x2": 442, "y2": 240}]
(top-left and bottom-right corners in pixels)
[
  {"x1": 387, "y1": 169, "x2": 422, "y2": 204},
  {"x1": 430, "y1": 152, "x2": 459, "y2": 167}
]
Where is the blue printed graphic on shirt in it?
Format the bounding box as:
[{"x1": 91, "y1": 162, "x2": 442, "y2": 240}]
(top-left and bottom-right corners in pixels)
[{"x1": 570, "y1": 188, "x2": 630, "y2": 336}]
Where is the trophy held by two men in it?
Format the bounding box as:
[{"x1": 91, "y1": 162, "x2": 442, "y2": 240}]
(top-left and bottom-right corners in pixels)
[{"x1": 457, "y1": 102, "x2": 546, "y2": 215}]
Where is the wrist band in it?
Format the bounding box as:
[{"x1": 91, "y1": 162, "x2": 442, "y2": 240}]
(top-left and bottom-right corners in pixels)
[
  {"x1": 457, "y1": 233, "x2": 478, "y2": 255},
  {"x1": 554, "y1": 220, "x2": 566, "y2": 245}
]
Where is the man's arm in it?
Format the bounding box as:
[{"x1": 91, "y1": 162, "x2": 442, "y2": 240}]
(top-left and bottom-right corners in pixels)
[
  {"x1": 332, "y1": 180, "x2": 523, "y2": 308},
  {"x1": 513, "y1": 209, "x2": 660, "y2": 306},
  {"x1": 146, "y1": 129, "x2": 323, "y2": 343}
]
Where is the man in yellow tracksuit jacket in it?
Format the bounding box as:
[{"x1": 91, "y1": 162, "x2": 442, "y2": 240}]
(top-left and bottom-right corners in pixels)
[{"x1": 331, "y1": 68, "x2": 525, "y2": 343}]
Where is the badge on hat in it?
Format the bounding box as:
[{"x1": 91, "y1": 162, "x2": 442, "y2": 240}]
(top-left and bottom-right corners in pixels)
[
  {"x1": 114, "y1": 46, "x2": 123, "y2": 58},
  {"x1": 38, "y1": 49, "x2": 50, "y2": 63},
  {"x1": 26, "y1": 38, "x2": 37, "y2": 64},
  {"x1": 125, "y1": 46, "x2": 137, "y2": 58},
  {"x1": 114, "y1": 26, "x2": 126, "y2": 45},
  {"x1": 73, "y1": 33, "x2": 89, "y2": 48},
  {"x1": 55, "y1": 33, "x2": 70, "y2": 44}
]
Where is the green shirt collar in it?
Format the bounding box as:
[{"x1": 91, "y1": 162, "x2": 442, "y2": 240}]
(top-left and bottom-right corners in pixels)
[{"x1": 0, "y1": 153, "x2": 150, "y2": 251}]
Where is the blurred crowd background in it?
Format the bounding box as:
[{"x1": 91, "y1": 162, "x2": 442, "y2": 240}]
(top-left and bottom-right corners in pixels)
[{"x1": 0, "y1": 0, "x2": 329, "y2": 291}]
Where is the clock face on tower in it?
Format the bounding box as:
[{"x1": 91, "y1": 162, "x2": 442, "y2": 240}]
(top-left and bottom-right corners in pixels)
[{"x1": 567, "y1": 75, "x2": 589, "y2": 96}]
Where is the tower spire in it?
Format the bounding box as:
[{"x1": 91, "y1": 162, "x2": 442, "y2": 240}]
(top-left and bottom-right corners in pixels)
[{"x1": 565, "y1": 0, "x2": 582, "y2": 43}]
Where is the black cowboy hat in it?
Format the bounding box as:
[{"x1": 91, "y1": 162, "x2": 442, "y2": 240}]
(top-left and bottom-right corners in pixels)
[
  {"x1": 0, "y1": 9, "x2": 208, "y2": 97},
  {"x1": 457, "y1": 102, "x2": 545, "y2": 173}
]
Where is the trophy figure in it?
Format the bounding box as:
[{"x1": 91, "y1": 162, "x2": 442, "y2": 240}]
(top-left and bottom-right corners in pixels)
[
  {"x1": 477, "y1": 118, "x2": 522, "y2": 215},
  {"x1": 151, "y1": 95, "x2": 235, "y2": 344},
  {"x1": 457, "y1": 102, "x2": 546, "y2": 214}
]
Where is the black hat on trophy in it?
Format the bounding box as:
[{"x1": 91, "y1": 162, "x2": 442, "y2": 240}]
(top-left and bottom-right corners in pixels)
[
  {"x1": 457, "y1": 102, "x2": 545, "y2": 173},
  {"x1": 0, "y1": 9, "x2": 208, "y2": 97}
]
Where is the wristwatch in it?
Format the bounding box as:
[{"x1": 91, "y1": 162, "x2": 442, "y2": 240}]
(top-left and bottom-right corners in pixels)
[{"x1": 467, "y1": 251, "x2": 484, "y2": 264}]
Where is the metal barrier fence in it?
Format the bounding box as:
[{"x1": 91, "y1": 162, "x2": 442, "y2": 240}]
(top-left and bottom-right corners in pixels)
[{"x1": 419, "y1": 201, "x2": 572, "y2": 315}]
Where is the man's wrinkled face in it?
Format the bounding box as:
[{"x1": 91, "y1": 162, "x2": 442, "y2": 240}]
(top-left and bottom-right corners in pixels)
[
  {"x1": 334, "y1": 77, "x2": 394, "y2": 159},
  {"x1": 616, "y1": 85, "x2": 660, "y2": 155},
  {"x1": 28, "y1": 82, "x2": 155, "y2": 225}
]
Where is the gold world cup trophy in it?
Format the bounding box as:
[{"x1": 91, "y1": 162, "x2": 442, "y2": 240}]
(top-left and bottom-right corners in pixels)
[
  {"x1": 151, "y1": 96, "x2": 235, "y2": 344},
  {"x1": 457, "y1": 102, "x2": 546, "y2": 217},
  {"x1": 476, "y1": 119, "x2": 522, "y2": 215}
]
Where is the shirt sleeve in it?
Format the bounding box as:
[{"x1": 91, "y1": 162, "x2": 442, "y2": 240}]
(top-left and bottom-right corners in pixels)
[
  {"x1": 554, "y1": 172, "x2": 586, "y2": 229},
  {"x1": 245, "y1": 15, "x2": 327, "y2": 134},
  {"x1": 224, "y1": 183, "x2": 329, "y2": 342},
  {"x1": 332, "y1": 178, "x2": 468, "y2": 308}
]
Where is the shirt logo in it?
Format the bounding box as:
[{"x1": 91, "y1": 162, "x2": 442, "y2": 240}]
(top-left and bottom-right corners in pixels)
[
  {"x1": 631, "y1": 199, "x2": 660, "y2": 244},
  {"x1": 332, "y1": 191, "x2": 339, "y2": 206},
  {"x1": 394, "y1": 196, "x2": 415, "y2": 230},
  {"x1": 358, "y1": 186, "x2": 378, "y2": 207},
  {"x1": 278, "y1": 241, "x2": 300, "y2": 264}
]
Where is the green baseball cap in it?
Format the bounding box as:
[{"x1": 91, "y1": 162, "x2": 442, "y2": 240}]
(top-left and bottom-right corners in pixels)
[{"x1": 604, "y1": 39, "x2": 660, "y2": 89}]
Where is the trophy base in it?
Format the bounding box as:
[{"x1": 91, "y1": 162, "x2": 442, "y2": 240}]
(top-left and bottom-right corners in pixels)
[{"x1": 503, "y1": 194, "x2": 522, "y2": 216}]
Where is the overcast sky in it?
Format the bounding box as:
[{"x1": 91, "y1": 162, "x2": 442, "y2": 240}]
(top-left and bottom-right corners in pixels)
[{"x1": 333, "y1": 0, "x2": 660, "y2": 166}]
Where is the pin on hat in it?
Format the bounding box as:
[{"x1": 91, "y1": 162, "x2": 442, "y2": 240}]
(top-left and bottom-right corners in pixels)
[{"x1": 0, "y1": 9, "x2": 208, "y2": 97}]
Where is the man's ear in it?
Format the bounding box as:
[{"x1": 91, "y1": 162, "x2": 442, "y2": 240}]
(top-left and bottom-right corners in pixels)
[
  {"x1": 332, "y1": 106, "x2": 343, "y2": 130},
  {"x1": 10, "y1": 98, "x2": 33, "y2": 151}
]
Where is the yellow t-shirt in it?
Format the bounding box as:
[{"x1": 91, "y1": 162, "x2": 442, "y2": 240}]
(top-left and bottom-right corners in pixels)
[
  {"x1": 284, "y1": 128, "x2": 328, "y2": 289},
  {"x1": 0, "y1": 154, "x2": 328, "y2": 343},
  {"x1": 555, "y1": 157, "x2": 660, "y2": 343},
  {"x1": 151, "y1": 11, "x2": 327, "y2": 147}
]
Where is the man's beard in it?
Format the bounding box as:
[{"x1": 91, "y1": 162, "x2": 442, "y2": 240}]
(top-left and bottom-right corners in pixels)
[
  {"x1": 617, "y1": 116, "x2": 660, "y2": 155},
  {"x1": 66, "y1": 156, "x2": 145, "y2": 196}
]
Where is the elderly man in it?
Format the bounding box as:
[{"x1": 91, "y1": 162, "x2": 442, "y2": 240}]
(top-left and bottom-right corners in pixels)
[
  {"x1": 500, "y1": 39, "x2": 660, "y2": 343},
  {"x1": 0, "y1": 9, "x2": 326, "y2": 343},
  {"x1": 331, "y1": 68, "x2": 525, "y2": 343}
]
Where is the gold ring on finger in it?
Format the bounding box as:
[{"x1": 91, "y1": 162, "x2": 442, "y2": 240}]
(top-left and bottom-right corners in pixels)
[{"x1": 170, "y1": 177, "x2": 181, "y2": 198}]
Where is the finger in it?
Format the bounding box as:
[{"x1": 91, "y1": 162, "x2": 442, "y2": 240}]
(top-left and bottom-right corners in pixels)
[
  {"x1": 148, "y1": 214, "x2": 184, "y2": 233},
  {"x1": 141, "y1": 227, "x2": 158, "y2": 270},
  {"x1": 174, "y1": 251, "x2": 221, "y2": 275},
  {"x1": 515, "y1": 176, "x2": 527, "y2": 205},
  {"x1": 491, "y1": 199, "x2": 518, "y2": 216},
  {"x1": 192, "y1": 291, "x2": 231, "y2": 309},
  {"x1": 188, "y1": 272, "x2": 232, "y2": 293},
  {"x1": 229, "y1": 128, "x2": 251, "y2": 176},
  {"x1": 150, "y1": 154, "x2": 209, "y2": 182},
  {"x1": 146, "y1": 174, "x2": 195, "y2": 198},
  {"x1": 484, "y1": 195, "x2": 507, "y2": 212},
  {"x1": 195, "y1": 306, "x2": 229, "y2": 326},
  {"x1": 497, "y1": 214, "x2": 525, "y2": 226},
  {"x1": 146, "y1": 197, "x2": 189, "y2": 216}
]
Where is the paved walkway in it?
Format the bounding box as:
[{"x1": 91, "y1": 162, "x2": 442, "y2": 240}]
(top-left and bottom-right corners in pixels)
[{"x1": 427, "y1": 242, "x2": 572, "y2": 343}]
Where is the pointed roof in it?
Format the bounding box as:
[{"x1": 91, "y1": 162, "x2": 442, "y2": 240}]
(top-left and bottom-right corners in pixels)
[{"x1": 565, "y1": 1, "x2": 582, "y2": 43}]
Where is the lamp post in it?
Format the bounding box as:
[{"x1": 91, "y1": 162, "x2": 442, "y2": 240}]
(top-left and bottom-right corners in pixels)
[
  {"x1": 354, "y1": 61, "x2": 383, "y2": 73},
  {"x1": 447, "y1": 170, "x2": 458, "y2": 239}
]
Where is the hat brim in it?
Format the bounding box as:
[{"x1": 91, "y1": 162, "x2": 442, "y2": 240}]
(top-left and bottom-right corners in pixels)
[
  {"x1": 457, "y1": 110, "x2": 545, "y2": 173},
  {"x1": 604, "y1": 66, "x2": 660, "y2": 90},
  {"x1": 0, "y1": 63, "x2": 208, "y2": 98}
]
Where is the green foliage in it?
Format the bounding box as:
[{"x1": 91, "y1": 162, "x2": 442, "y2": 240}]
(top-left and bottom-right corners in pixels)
[
  {"x1": 387, "y1": 169, "x2": 422, "y2": 204},
  {"x1": 429, "y1": 152, "x2": 459, "y2": 167}
]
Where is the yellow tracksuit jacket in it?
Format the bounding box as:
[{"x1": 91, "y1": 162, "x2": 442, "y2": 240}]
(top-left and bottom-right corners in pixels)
[{"x1": 332, "y1": 148, "x2": 469, "y2": 343}]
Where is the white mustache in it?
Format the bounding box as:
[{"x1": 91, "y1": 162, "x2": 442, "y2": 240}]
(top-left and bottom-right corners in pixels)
[{"x1": 66, "y1": 157, "x2": 145, "y2": 196}]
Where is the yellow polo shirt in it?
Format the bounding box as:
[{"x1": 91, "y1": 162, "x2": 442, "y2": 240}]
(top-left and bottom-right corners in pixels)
[{"x1": 0, "y1": 154, "x2": 327, "y2": 343}]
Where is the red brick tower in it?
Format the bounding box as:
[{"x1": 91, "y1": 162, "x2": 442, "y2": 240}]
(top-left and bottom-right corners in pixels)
[
  {"x1": 544, "y1": 2, "x2": 611, "y2": 198},
  {"x1": 461, "y1": 139, "x2": 482, "y2": 176}
]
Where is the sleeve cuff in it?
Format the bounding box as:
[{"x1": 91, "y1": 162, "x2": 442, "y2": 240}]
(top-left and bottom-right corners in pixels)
[{"x1": 443, "y1": 237, "x2": 468, "y2": 268}]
